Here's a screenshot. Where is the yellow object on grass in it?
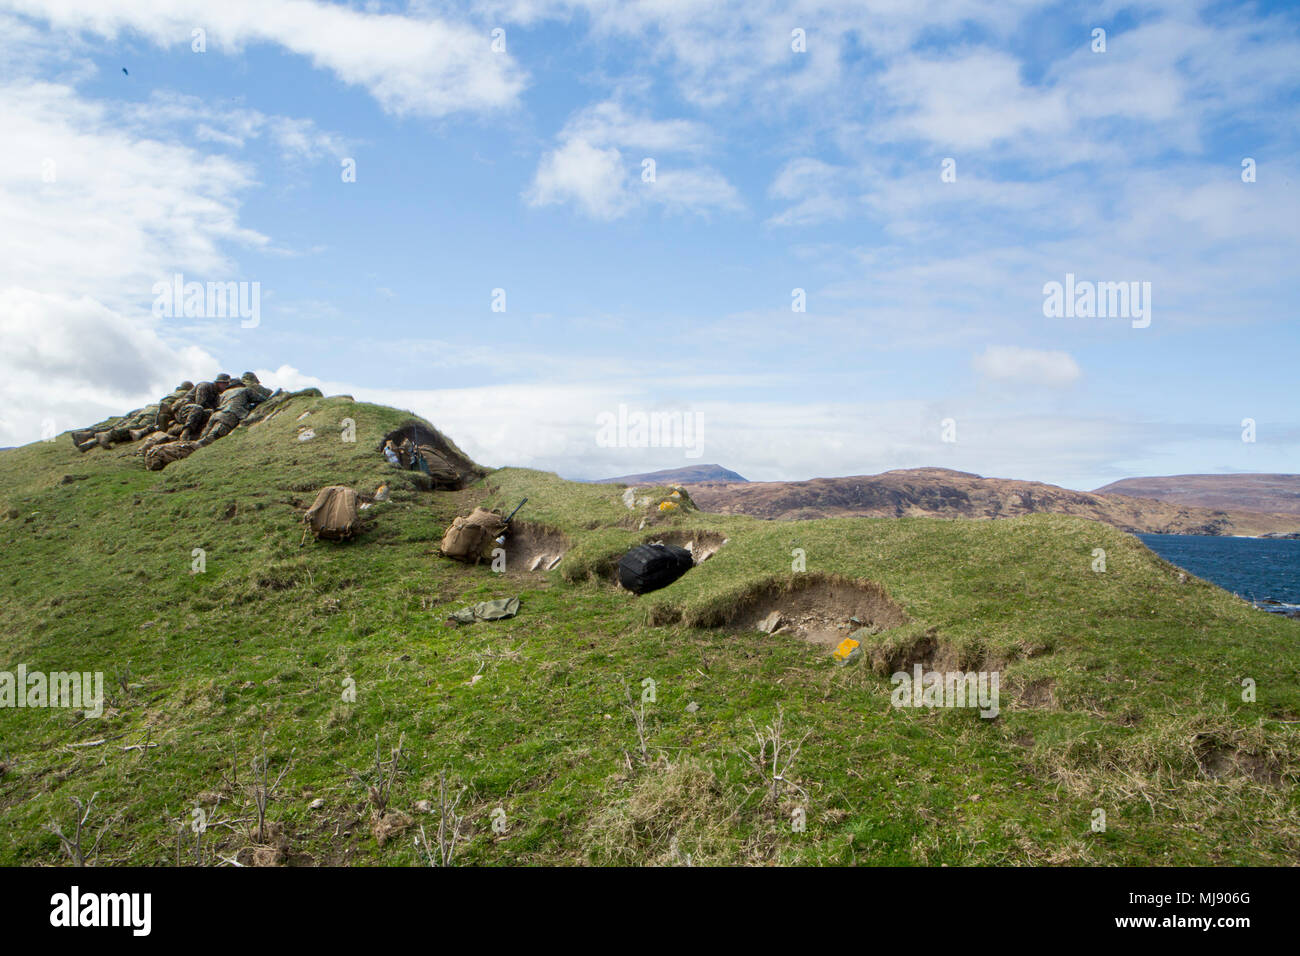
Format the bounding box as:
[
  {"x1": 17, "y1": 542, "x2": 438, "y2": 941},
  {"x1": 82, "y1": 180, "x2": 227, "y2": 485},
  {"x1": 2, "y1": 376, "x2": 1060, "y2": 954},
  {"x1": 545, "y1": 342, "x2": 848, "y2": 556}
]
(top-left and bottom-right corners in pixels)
[{"x1": 833, "y1": 637, "x2": 860, "y2": 660}]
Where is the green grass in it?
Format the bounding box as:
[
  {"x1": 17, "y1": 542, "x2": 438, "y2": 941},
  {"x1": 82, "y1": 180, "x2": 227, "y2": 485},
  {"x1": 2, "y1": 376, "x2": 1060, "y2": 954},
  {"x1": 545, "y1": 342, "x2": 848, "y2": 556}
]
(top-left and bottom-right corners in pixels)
[{"x1": 0, "y1": 392, "x2": 1296, "y2": 866}]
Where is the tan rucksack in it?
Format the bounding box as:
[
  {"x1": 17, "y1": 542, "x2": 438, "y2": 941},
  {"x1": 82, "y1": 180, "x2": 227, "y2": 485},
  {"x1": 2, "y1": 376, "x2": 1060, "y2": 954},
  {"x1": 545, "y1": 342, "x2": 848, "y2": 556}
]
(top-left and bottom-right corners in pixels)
[
  {"x1": 305, "y1": 485, "x2": 360, "y2": 541},
  {"x1": 440, "y1": 508, "x2": 506, "y2": 563}
]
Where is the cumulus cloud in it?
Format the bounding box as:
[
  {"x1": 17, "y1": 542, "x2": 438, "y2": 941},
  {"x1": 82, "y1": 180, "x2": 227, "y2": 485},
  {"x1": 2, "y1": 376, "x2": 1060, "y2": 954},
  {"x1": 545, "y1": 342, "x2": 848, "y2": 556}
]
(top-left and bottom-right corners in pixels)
[
  {"x1": 973, "y1": 346, "x2": 1081, "y2": 387},
  {"x1": 0, "y1": 79, "x2": 266, "y2": 444},
  {"x1": 527, "y1": 137, "x2": 629, "y2": 220},
  {"x1": 0, "y1": 81, "x2": 266, "y2": 306},
  {"x1": 526, "y1": 100, "x2": 740, "y2": 219},
  {"x1": 0, "y1": 289, "x2": 218, "y2": 445},
  {"x1": 1, "y1": 0, "x2": 526, "y2": 118}
]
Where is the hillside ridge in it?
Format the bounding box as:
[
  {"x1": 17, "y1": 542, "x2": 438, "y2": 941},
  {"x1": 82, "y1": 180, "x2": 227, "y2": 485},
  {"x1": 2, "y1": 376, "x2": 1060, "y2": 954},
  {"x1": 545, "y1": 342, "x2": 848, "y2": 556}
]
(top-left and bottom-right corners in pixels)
[
  {"x1": 1093, "y1": 473, "x2": 1300, "y2": 516},
  {"x1": 684, "y1": 468, "x2": 1299, "y2": 536},
  {"x1": 1, "y1": 390, "x2": 1296, "y2": 867}
]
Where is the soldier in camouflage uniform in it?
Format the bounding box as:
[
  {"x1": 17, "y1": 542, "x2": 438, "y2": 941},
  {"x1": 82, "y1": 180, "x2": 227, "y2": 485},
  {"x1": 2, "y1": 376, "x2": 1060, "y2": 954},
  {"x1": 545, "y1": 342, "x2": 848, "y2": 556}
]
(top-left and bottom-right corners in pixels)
[
  {"x1": 196, "y1": 373, "x2": 271, "y2": 445},
  {"x1": 70, "y1": 373, "x2": 271, "y2": 458}
]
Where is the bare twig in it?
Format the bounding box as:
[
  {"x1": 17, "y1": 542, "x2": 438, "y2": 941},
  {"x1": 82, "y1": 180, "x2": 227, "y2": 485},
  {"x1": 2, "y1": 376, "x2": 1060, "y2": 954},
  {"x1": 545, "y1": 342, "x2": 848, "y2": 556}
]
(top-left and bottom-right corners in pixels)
[
  {"x1": 620, "y1": 679, "x2": 650, "y2": 765},
  {"x1": 45, "y1": 792, "x2": 116, "y2": 866},
  {"x1": 352, "y1": 733, "x2": 405, "y2": 813},
  {"x1": 419, "y1": 770, "x2": 466, "y2": 866},
  {"x1": 250, "y1": 733, "x2": 295, "y2": 843},
  {"x1": 740, "y1": 706, "x2": 811, "y2": 803}
]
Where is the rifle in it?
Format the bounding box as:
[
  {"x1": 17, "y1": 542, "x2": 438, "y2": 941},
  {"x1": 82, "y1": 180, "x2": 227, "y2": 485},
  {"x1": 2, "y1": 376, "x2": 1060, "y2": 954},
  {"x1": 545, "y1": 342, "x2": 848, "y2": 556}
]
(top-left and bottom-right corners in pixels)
[
  {"x1": 503, "y1": 498, "x2": 527, "y2": 526},
  {"x1": 496, "y1": 498, "x2": 527, "y2": 543}
]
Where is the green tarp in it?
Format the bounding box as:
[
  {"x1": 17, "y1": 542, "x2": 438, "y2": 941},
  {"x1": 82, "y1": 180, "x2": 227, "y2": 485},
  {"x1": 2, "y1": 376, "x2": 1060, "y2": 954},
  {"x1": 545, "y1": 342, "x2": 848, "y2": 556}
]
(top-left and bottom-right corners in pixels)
[{"x1": 448, "y1": 597, "x2": 520, "y2": 625}]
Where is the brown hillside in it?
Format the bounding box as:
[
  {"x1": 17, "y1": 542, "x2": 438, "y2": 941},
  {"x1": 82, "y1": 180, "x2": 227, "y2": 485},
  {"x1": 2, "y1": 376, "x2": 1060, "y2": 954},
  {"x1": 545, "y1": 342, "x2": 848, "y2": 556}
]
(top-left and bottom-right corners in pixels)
[
  {"x1": 1093, "y1": 473, "x2": 1300, "y2": 516},
  {"x1": 684, "y1": 467, "x2": 1300, "y2": 536}
]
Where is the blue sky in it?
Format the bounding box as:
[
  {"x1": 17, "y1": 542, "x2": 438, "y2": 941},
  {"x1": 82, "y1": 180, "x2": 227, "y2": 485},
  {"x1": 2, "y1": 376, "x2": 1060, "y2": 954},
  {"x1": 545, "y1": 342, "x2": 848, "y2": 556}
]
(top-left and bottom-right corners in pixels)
[{"x1": 1, "y1": 0, "x2": 1297, "y2": 489}]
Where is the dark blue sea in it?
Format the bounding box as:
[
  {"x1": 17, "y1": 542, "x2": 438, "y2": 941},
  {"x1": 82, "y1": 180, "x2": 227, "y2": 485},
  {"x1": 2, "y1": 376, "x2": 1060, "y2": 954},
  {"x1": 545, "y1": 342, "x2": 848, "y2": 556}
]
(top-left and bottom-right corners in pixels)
[{"x1": 1137, "y1": 533, "x2": 1300, "y2": 616}]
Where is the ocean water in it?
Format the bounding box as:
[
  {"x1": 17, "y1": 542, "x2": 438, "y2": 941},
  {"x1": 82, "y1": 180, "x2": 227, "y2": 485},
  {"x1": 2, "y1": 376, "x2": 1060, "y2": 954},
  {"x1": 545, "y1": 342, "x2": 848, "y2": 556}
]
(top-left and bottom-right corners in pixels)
[{"x1": 1137, "y1": 533, "x2": 1300, "y2": 615}]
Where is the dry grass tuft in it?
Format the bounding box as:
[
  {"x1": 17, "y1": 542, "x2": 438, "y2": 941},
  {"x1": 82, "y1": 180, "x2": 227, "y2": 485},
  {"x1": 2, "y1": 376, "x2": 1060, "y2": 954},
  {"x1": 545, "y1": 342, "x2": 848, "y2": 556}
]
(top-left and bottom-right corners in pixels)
[{"x1": 582, "y1": 758, "x2": 743, "y2": 866}]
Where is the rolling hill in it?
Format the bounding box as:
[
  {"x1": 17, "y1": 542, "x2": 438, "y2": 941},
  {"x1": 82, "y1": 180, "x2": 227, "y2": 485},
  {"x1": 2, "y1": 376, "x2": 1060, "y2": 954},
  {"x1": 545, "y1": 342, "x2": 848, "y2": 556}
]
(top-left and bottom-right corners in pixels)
[
  {"x1": 683, "y1": 468, "x2": 1300, "y2": 536},
  {"x1": 589, "y1": 464, "x2": 747, "y2": 485},
  {"x1": 1094, "y1": 474, "x2": 1300, "y2": 516}
]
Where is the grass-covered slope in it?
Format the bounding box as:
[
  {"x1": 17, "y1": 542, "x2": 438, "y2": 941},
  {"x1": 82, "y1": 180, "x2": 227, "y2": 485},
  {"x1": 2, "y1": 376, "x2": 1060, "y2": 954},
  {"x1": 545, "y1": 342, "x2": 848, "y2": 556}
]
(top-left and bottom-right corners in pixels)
[{"x1": 1, "y1": 392, "x2": 1297, "y2": 865}]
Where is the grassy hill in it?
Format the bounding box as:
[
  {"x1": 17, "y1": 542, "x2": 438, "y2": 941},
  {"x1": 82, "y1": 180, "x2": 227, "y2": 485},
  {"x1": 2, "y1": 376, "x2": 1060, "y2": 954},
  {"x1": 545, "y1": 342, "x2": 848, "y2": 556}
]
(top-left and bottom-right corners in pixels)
[{"x1": 1, "y1": 392, "x2": 1297, "y2": 866}]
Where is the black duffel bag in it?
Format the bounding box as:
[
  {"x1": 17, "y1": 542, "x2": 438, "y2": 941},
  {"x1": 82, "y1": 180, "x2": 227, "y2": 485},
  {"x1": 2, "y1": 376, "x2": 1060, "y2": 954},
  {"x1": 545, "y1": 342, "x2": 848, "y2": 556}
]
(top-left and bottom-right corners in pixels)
[{"x1": 618, "y1": 543, "x2": 694, "y2": 594}]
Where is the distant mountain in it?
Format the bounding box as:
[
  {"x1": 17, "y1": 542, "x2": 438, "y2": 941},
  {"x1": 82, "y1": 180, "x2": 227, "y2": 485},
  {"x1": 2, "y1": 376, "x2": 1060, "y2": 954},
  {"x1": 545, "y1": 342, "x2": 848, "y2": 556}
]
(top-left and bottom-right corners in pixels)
[
  {"x1": 591, "y1": 463, "x2": 748, "y2": 485},
  {"x1": 683, "y1": 467, "x2": 1300, "y2": 536},
  {"x1": 1092, "y1": 474, "x2": 1300, "y2": 516}
]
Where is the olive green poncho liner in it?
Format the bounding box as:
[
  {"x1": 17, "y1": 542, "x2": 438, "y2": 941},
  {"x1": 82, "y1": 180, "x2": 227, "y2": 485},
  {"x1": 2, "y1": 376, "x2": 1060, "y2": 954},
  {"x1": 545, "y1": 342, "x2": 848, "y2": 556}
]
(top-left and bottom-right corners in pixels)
[{"x1": 448, "y1": 596, "x2": 521, "y2": 624}]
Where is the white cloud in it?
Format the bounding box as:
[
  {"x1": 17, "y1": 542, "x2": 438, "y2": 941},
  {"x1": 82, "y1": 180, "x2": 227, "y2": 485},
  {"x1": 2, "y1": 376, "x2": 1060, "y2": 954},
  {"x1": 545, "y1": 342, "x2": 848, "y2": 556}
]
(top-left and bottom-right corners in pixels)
[
  {"x1": 0, "y1": 79, "x2": 267, "y2": 445},
  {"x1": 0, "y1": 81, "x2": 267, "y2": 307},
  {"x1": 1, "y1": 0, "x2": 527, "y2": 118},
  {"x1": 766, "y1": 157, "x2": 852, "y2": 226},
  {"x1": 972, "y1": 346, "x2": 1081, "y2": 387},
  {"x1": 476, "y1": 0, "x2": 1041, "y2": 111},
  {"x1": 876, "y1": 51, "x2": 1070, "y2": 150},
  {"x1": 119, "y1": 90, "x2": 351, "y2": 162},
  {"x1": 562, "y1": 100, "x2": 711, "y2": 153},
  {"x1": 0, "y1": 289, "x2": 218, "y2": 446},
  {"x1": 649, "y1": 167, "x2": 741, "y2": 214},
  {"x1": 527, "y1": 137, "x2": 629, "y2": 219},
  {"x1": 254, "y1": 363, "x2": 1159, "y2": 489},
  {"x1": 527, "y1": 100, "x2": 740, "y2": 219}
]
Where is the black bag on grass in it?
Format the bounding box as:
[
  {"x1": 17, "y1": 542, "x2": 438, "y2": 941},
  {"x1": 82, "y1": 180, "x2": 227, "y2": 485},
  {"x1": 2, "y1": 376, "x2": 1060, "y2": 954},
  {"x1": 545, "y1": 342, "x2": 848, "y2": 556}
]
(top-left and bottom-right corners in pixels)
[{"x1": 618, "y1": 543, "x2": 694, "y2": 594}]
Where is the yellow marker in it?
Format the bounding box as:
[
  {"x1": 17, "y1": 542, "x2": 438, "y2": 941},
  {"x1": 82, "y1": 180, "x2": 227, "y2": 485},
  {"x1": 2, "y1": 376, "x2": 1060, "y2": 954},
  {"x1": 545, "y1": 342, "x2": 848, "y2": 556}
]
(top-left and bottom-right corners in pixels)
[{"x1": 833, "y1": 637, "x2": 860, "y2": 660}]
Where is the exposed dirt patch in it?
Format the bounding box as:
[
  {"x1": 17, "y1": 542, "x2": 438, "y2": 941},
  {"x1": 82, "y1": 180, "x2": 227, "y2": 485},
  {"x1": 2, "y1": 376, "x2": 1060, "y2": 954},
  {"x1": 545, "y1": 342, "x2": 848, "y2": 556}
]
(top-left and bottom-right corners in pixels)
[
  {"x1": 1011, "y1": 677, "x2": 1057, "y2": 710},
  {"x1": 233, "y1": 821, "x2": 292, "y2": 867},
  {"x1": 1196, "y1": 743, "x2": 1284, "y2": 786},
  {"x1": 502, "y1": 521, "x2": 570, "y2": 574},
  {"x1": 642, "y1": 529, "x2": 727, "y2": 564},
  {"x1": 723, "y1": 574, "x2": 909, "y2": 648}
]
